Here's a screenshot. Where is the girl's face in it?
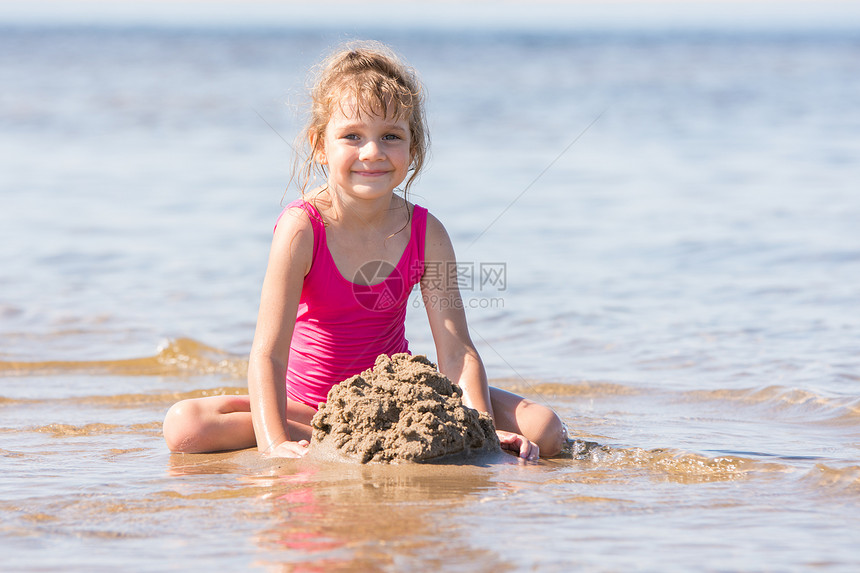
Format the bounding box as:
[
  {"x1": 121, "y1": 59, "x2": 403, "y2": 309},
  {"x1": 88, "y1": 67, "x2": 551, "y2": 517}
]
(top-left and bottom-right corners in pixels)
[{"x1": 318, "y1": 99, "x2": 412, "y2": 202}]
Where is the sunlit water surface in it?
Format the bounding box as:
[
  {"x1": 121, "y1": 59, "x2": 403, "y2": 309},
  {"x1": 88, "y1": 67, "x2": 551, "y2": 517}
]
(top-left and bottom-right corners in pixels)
[{"x1": 1, "y1": 5, "x2": 859, "y2": 572}]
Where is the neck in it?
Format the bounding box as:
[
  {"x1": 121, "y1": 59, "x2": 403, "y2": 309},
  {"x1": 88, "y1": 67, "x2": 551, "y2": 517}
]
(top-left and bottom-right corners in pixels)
[{"x1": 317, "y1": 188, "x2": 404, "y2": 232}]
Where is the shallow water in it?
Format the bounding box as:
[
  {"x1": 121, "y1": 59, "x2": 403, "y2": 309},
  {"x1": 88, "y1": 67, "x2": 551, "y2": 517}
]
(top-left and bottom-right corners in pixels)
[{"x1": 2, "y1": 2, "x2": 860, "y2": 571}]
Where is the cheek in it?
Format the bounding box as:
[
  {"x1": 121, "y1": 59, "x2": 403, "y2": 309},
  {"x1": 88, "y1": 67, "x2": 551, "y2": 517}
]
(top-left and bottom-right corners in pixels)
[{"x1": 396, "y1": 146, "x2": 412, "y2": 165}]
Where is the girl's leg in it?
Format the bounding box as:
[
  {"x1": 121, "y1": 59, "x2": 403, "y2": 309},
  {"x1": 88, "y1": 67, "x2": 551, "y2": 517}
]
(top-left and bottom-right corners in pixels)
[
  {"x1": 489, "y1": 387, "x2": 567, "y2": 457},
  {"x1": 162, "y1": 395, "x2": 314, "y2": 454}
]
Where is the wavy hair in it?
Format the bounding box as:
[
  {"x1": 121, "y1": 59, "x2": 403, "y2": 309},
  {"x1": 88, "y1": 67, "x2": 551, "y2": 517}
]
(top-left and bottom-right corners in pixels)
[{"x1": 292, "y1": 41, "x2": 430, "y2": 199}]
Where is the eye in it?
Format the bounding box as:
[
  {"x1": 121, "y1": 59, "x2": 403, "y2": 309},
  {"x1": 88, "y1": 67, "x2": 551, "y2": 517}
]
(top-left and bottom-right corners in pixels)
[
  {"x1": 342, "y1": 133, "x2": 360, "y2": 141},
  {"x1": 383, "y1": 133, "x2": 402, "y2": 141}
]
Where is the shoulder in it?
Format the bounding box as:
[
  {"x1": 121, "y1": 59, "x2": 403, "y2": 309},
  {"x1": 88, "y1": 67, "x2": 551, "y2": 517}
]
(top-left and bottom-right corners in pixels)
[
  {"x1": 421, "y1": 208, "x2": 449, "y2": 239},
  {"x1": 422, "y1": 210, "x2": 456, "y2": 259},
  {"x1": 274, "y1": 203, "x2": 315, "y2": 241},
  {"x1": 271, "y1": 203, "x2": 316, "y2": 274}
]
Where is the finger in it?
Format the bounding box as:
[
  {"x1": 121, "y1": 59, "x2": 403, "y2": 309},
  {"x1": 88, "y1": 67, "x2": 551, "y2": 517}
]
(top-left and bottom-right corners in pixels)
[
  {"x1": 498, "y1": 435, "x2": 516, "y2": 447},
  {"x1": 519, "y1": 438, "x2": 531, "y2": 459},
  {"x1": 500, "y1": 440, "x2": 518, "y2": 453},
  {"x1": 270, "y1": 441, "x2": 310, "y2": 458},
  {"x1": 284, "y1": 447, "x2": 308, "y2": 458},
  {"x1": 512, "y1": 436, "x2": 538, "y2": 461},
  {"x1": 497, "y1": 433, "x2": 519, "y2": 452},
  {"x1": 292, "y1": 442, "x2": 310, "y2": 456}
]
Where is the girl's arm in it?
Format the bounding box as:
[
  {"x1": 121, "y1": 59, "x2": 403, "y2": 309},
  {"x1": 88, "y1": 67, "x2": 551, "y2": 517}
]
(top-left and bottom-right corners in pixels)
[
  {"x1": 422, "y1": 214, "x2": 492, "y2": 415},
  {"x1": 421, "y1": 214, "x2": 538, "y2": 460},
  {"x1": 247, "y1": 208, "x2": 314, "y2": 458}
]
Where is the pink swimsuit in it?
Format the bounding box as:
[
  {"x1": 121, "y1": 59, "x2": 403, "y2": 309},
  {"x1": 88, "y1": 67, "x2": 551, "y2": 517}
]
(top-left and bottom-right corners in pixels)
[{"x1": 276, "y1": 199, "x2": 427, "y2": 408}]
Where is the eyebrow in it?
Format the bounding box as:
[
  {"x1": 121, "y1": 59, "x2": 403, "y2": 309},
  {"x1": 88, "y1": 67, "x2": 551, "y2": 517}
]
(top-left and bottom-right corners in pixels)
[{"x1": 335, "y1": 121, "x2": 408, "y2": 134}]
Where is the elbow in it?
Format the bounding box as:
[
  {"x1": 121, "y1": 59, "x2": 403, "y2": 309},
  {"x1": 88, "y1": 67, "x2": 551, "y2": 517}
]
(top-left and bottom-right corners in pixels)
[
  {"x1": 437, "y1": 347, "x2": 483, "y2": 381},
  {"x1": 247, "y1": 352, "x2": 287, "y2": 388}
]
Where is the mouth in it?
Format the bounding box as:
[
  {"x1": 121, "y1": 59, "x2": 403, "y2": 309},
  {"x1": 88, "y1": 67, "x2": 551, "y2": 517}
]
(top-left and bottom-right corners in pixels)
[{"x1": 354, "y1": 170, "x2": 390, "y2": 177}]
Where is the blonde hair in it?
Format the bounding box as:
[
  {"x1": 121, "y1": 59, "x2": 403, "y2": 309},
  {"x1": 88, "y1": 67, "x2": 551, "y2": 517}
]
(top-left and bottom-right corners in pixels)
[{"x1": 293, "y1": 41, "x2": 429, "y2": 197}]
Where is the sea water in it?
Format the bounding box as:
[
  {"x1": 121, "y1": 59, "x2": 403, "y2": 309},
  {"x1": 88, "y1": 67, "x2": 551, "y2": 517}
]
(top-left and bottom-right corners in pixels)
[{"x1": 1, "y1": 2, "x2": 859, "y2": 571}]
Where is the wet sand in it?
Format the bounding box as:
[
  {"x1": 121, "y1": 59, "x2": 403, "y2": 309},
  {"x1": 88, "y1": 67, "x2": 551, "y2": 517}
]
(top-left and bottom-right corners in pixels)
[{"x1": 310, "y1": 354, "x2": 500, "y2": 463}]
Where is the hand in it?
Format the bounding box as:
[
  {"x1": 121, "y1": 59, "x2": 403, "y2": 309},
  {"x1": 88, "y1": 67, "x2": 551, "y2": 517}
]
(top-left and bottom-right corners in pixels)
[
  {"x1": 264, "y1": 440, "x2": 310, "y2": 458},
  {"x1": 496, "y1": 430, "x2": 539, "y2": 461}
]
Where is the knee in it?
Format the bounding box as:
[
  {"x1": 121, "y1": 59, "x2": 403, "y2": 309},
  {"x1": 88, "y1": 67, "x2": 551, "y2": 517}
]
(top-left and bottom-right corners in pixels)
[
  {"x1": 162, "y1": 399, "x2": 206, "y2": 453},
  {"x1": 538, "y1": 411, "x2": 567, "y2": 457},
  {"x1": 522, "y1": 402, "x2": 567, "y2": 458}
]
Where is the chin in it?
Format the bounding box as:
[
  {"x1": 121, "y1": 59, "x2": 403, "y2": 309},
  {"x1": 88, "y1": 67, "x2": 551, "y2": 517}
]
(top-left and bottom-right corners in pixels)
[{"x1": 349, "y1": 187, "x2": 397, "y2": 200}]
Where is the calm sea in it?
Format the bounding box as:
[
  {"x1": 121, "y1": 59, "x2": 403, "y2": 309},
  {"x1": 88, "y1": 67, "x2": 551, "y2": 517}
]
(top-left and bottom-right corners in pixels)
[{"x1": 1, "y1": 2, "x2": 859, "y2": 571}]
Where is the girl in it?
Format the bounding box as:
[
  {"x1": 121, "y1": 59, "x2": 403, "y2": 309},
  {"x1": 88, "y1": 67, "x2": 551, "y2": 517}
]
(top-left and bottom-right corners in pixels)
[{"x1": 163, "y1": 41, "x2": 566, "y2": 461}]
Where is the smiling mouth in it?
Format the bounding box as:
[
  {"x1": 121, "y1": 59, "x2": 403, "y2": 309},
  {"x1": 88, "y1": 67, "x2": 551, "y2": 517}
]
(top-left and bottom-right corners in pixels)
[{"x1": 355, "y1": 170, "x2": 390, "y2": 177}]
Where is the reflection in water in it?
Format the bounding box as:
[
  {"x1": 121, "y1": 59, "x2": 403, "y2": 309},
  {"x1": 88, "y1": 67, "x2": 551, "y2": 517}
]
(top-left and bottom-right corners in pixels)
[
  {"x1": 165, "y1": 448, "x2": 524, "y2": 570},
  {"x1": 253, "y1": 458, "x2": 518, "y2": 571},
  {"x1": 168, "y1": 450, "x2": 250, "y2": 477}
]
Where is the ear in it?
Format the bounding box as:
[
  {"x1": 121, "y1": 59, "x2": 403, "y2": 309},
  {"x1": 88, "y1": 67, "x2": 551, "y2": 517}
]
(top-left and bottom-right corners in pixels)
[{"x1": 309, "y1": 130, "x2": 327, "y2": 165}]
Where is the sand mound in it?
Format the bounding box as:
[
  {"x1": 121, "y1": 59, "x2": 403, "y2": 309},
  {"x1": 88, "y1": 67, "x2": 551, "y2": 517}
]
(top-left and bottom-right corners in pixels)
[{"x1": 310, "y1": 353, "x2": 501, "y2": 463}]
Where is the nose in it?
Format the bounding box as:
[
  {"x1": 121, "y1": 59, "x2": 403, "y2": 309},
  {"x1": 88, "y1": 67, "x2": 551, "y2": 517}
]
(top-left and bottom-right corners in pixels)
[{"x1": 358, "y1": 139, "x2": 384, "y2": 161}]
